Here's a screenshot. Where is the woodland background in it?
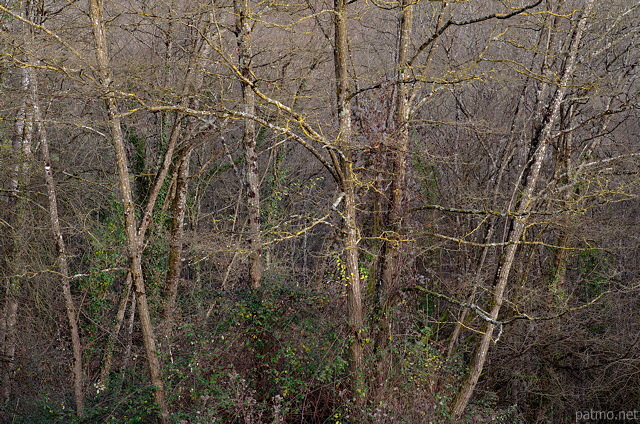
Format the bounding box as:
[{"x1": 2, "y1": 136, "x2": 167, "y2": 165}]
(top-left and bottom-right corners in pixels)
[{"x1": 0, "y1": 0, "x2": 638, "y2": 422}]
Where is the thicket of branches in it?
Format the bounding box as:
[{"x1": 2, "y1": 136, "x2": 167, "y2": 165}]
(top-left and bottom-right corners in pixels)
[{"x1": 0, "y1": 0, "x2": 638, "y2": 423}]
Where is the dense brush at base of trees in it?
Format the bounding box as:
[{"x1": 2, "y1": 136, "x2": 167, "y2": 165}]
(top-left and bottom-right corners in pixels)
[{"x1": 0, "y1": 0, "x2": 638, "y2": 423}]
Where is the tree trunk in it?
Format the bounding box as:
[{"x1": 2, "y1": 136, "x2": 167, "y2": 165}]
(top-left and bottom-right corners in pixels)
[
  {"x1": 2, "y1": 62, "x2": 35, "y2": 404},
  {"x1": 451, "y1": 1, "x2": 595, "y2": 417},
  {"x1": 549, "y1": 103, "x2": 575, "y2": 294},
  {"x1": 372, "y1": 0, "x2": 413, "y2": 401},
  {"x1": 98, "y1": 272, "x2": 132, "y2": 391},
  {"x1": 163, "y1": 146, "x2": 195, "y2": 337},
  {"x1": 236, "y1": 0, "x2": 263, "y2": 289},
  {"x1": 88, "y1": 1, "x2": 169, "y2": 422},
  {"x1": 38, "y1": 85, "x2": 85, "y2": 417},
  {"x1": 333, "y1": 0, "x2": 365, "y2": 402},
  {"x1": 162, "y1": 20, "x2": 211, "y2": 334}
]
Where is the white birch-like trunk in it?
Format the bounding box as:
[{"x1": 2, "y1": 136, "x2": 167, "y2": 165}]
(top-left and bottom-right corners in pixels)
[
  {"x1": 2, "y1": 62, "x2": 34, "y2": 404},
  {"x1": 452, "y1": 1, "x2": 595, "y2": 417}
]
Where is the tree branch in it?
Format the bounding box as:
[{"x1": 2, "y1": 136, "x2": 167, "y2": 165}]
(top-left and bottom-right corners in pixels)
[{"x1": 408, "y1": 0, "x2": 543, "y2": 66}]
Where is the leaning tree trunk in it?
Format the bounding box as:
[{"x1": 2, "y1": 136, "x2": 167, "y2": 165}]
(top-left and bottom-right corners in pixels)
[
  {"x1": 88, "y1": 1, "x2": 169, "y2": 422},
  {"x1": 37, "y1": 82, "x2": 85, "y2": 417},
  {"x1": 451, "y1": 1, "x2": 595, "y2": 417}
]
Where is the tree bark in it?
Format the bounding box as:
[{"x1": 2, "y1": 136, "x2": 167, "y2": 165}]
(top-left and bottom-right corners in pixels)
[
  {"x1": 451, "y1": 1, "x2": 595, "y2": 417},
  {"x1": 236, "y1": 0, "x2": 263, "y2": 289},
  {"x1": 163, "y1": 152, "x2": 190, "y2": 314},
  {"x1": 38, "y1": 85, "x2": 85, "y2": 417},
  {"x1": 162, "y1": 18, "x2": 212, "y2": 334},
  {"x1": 372, "y1": 0, "x2": 413, "y2": 401},
  {"x1": 88, "y1": 1, "x2": 169, "y2": 422},
  {"x1": 98, "y1": 272, "x2": 132, "y2": 391},
  {"x1": 2, "y1": 61, "x2": 34, "y2": 405},
  {"x1": 333, "y1": 0, "x2": 365, "y2": 402}
]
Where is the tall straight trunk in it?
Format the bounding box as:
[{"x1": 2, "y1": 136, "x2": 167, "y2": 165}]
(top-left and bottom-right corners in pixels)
[
  {"x1": 158, "y1": 118, "x2": 191, "y2": 337},
  {"x1": 2, "y1": 63, "x2": 34, "y2": 404},
  {"x1": 236, "y1": 0, "x2": 263, "y2": 288},
  {"x1": 88, "y1": 1, "x2": 169, "y2": 422},
  {"x1": 333, "y1": 0, "x2": 365, "y2": 401},
  {"x1": 451, "y1": 1, "x2": 595, "y2": 417},
  {"x1": 372, "y1": 0, "x2": 413, "y2": 400},
  {"x1": 37, "y1": 85, "x2": 85, "y2": 417},
  {"x1": 0, "y1": 297, "x2": 18, "y2": 405},
  {"x1": 550, "y1": 94, "x2": 614, "y2": 301}
]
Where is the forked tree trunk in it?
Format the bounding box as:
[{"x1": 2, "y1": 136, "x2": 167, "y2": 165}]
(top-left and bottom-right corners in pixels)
[
  {"x1": 451, "y1": 1, "x2": 595, "y2": 417},
  {"x1": 88, "y1": 1, "x2": 169, "y2": 422},
  {"x1": 333, "y1": 0, "x2": 366, "y2": 401}
]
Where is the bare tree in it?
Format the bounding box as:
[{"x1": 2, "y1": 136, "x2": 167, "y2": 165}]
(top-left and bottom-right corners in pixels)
[
  {"x1": 88, "y1": 0, "x2": 169, "y2": 421},
  {"x1": 1, "y1": 2, "x2": 38, "y2": 402},
  {"x1": 333, "y1": 0, "x2": 366, "y2": 400},
  {"x1": 235, "y1": 0, "x2": 264, "y2": 289},
  {"x1": 37, "y1": 74, "x2": 85, "y2": 418},
  {"x1": 452, "y1": 0, "x2": 596, "y2": 417}
]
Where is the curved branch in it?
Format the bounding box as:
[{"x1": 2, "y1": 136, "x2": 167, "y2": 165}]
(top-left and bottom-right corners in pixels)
[{"x1": 408, "y1": 0, "x2": 543, "y2": 66}]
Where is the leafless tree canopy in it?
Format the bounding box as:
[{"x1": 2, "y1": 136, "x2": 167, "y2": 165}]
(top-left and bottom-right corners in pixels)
[{"x1": 0, "y1": 0, "x2": 638, "y2": 422}]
